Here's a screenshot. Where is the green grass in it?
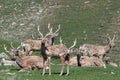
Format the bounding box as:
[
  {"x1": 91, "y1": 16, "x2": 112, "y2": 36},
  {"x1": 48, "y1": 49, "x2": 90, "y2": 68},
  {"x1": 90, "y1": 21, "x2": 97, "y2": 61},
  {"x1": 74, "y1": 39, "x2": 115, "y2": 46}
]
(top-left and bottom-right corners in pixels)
[
  {"x1": 0, "y1": 65, "x2": 120, "y2": 80},
  {"x1": 0, "y1": 0, "x2": 120, "y2": 80}
]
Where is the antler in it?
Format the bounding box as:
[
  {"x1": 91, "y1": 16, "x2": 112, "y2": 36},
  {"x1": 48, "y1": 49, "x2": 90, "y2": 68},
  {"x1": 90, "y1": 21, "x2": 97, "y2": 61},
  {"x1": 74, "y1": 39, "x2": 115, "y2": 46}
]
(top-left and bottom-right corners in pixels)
[
  {"x1": 31, "y1": 32, "x2": 35, "y2": 39},
  {"x1": 10, "y1": 42, "x2": 15, "y2": 49},
  {"x1": 69, "y1": 39, "x2": 77, "y2": 49},
  {"x1": 4, "y1": 44, "x2": 9, "y2": 53},
  {"x1": 11, "y1": 42, "x2": 21, "y2": 49},
  {"x1": 37, "y1": 26, "x2": 43, "y2": 38},
  {"x1": 44, "y1": 23, "x2": 53, "y2": 38},
  {"x1": 54, "y1": 24, "x2": 60, "y2": 34},
  {"x1": 112, "y1": 35, "x2": 116, "y2": 41},
  {"x1": 48, "y1": 23, "x2": 52, "y2": 33},
  {"x1": 59, "y1": 37, "x2": 63, "y2": 44}
]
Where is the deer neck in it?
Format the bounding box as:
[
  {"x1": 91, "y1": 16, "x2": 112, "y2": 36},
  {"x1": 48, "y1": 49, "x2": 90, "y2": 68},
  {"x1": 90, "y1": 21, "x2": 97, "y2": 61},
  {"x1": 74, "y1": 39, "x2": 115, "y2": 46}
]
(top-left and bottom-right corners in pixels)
[
  {"x1": 41, "y1": 42, "x2": 47, "y2": 60},
  {"x1": 51, "y1": 37, "x2": 55, "y2": 45},
  {"x1": 77, "y1": 54, "x2": 81, "y2": 66},
  {"x1": 15, "y1": 56, "x2": 23, "y2": 68},
  {"x1": 104, "y1": 44, "x2": 111, "y2": 53}
]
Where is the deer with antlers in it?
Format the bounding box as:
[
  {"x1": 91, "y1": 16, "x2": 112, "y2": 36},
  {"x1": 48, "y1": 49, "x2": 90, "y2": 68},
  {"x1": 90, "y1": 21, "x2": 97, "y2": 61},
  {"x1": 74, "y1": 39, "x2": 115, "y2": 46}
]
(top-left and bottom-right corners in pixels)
[
  {"x1": 79, "y1": 35, "x2": 116, "y2": 60},
  {"x1": 40, "y1": 37, "x2": 77, "y2": 76},
  {"x1": 21, "y1": 24, "x2": 60, "y2": 56},
  {"x1": 4, "y1": 43, "x2": 49, "y2": 71}
]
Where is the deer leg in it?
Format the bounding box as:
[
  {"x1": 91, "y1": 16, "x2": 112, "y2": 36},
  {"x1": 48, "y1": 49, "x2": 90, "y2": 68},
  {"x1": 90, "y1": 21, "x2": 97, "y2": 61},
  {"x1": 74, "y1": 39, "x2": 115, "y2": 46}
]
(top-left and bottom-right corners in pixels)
[
  {"x1": 100, "y1": 59, "x2": 106, "y2": 68},
  {"x1": 42, "y1": 60, "x2": 46, "y2": 76},
  {"x1": 59, "y1": 56, "x2": 65, "y2": 76},
  {"x1": 65, "y1": 53, "x2": 70, "y2": 76},
  {"x1": 48, "y1": 57, "x2": 51, "y2": 75},
  {"x1": 66, "y1": 61, "x2": 69, "y2": 76}
]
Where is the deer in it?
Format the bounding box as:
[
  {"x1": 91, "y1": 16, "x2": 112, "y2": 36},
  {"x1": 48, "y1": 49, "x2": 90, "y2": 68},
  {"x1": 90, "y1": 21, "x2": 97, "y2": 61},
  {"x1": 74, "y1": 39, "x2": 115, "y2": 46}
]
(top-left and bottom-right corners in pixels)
[
  {"x1": 21, "y1": 24, "x2": 60, "y2": 56},
  {"x1": 69, "y1": 56, "x2": 106, "y2": 68},
  {"x1": 68, "y1": 49, "x2": 106, "y2": 68},
  {"x1": 104, "y1": 57, "x2": 118, "y2": 67},
  {"x1": 0, "y1": 52, "x2": 17, "y2": 66},
  {"x1": 0, "y1": 52, "x2": 9, "y2": 60},
  {"x1": 80, "y1": 56, "x2": 106, "y2": 68},
  {"x1": 1, "y1": 57, "x2": 17, "y2": 66},
  {"x1": 79, "y1": 35, "x2": 116, "y2": 60},
  {"x1": 40, "y1": 36, "x2": 77, "y2": 76},
  {"x1": 3, "y1": 43, "x2": 49, "y2": 71}
]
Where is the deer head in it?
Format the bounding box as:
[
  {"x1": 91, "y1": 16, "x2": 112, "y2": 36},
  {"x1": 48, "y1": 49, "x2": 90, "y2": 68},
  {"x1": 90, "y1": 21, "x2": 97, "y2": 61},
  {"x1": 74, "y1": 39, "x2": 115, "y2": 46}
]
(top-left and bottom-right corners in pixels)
[
  {"x1": 107, "y1": 35, "x2": 116, "y2": 48},
  {"x1": 4, "y1": 42, "x2": 22, "y2": 60}
]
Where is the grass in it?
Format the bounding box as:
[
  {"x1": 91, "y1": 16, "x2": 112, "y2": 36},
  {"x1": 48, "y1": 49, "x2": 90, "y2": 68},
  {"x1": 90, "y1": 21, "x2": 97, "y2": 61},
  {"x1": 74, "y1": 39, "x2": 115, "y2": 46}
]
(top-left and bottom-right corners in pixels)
[
  {"x1": 0, "y1": 65, "x2": 120, "y2": 80},
  {"x1": 0, "y1": 0, "x2": 120, "y2": 80}
]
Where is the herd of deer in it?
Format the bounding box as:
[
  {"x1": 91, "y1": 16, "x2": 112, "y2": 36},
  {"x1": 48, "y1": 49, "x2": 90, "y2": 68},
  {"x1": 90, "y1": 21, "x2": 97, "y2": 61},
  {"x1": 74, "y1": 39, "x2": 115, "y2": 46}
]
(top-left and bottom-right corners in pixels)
[{"x1": 0, "y1": 23, "x2": 117, "y2": 76}]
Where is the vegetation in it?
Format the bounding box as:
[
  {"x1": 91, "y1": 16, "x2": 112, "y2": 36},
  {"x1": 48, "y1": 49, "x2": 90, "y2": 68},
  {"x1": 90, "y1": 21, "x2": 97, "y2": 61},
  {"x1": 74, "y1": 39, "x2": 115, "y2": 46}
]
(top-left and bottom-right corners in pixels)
[{"x1": 0, "y1": 0, "x2": 120, "y2": 80}]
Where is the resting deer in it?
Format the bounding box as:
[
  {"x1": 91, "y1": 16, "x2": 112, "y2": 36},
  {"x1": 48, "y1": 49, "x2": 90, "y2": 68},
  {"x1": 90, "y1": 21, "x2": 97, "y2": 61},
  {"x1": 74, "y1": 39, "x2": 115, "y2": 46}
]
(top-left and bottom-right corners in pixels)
[
  {"x1": 21, "y1": 24, "x2": 60, "y2": 55},
  {"x1": 69, "y1": 49, "x2": 106, "y2": 68},
  {"x1": 4, "y1": 44, "x2": 49, "y2": 71},
  {"x1": 79, "y1": 35, "x2": 116, "y2": 60},
  {"x1": 0, "y1": 52, "x2": 17, "y2": 66},
  {"x1": 40, "y1": 37, "x2": 77, "y2": 76},
  {"x1": 104, "y1": 57, "x2": 118, "y2": 67},
  {"x1": 79, "y1": 56, "x2": 106, "y2": 68}
]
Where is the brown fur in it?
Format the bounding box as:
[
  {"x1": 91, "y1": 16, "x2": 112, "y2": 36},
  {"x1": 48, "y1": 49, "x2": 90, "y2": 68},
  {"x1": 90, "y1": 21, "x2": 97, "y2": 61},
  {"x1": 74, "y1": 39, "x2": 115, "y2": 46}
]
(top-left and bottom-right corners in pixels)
[
  {"x1": 79, "y1": 35, "x2": 115, "y2": 59},
  {"x1": 80, "y1": 56, "x2": 106, "y2": 68},
  {"x1": 21, "y1": 24, "x2": 60, "y2": 56},
  {"x1": 41, "y1": 38, "x2": 76, "y2": 76}
]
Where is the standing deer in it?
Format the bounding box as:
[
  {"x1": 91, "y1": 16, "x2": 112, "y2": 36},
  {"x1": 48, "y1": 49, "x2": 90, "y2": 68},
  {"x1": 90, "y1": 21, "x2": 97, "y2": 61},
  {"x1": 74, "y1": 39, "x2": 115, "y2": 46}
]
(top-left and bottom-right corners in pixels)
[
  {"x1": 21, "y1": 24, "x2": 60, "y2": 55},
  {"x1": 79, "y1": 35, "x2": 116, "y2": 60},
  {"x1": 40, "y1": 37, "x2": 77, "y2": 76}
]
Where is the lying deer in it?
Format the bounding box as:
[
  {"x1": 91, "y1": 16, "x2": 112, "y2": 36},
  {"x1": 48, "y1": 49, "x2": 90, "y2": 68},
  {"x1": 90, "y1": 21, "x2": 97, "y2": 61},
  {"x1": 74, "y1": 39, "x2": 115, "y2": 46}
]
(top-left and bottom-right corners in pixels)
[
  {"x1": 79, "y1": 56, "x2": 106, "y2": 68},
  {"x1": 0, "y1": 52, "x2": 17, "y2": 66},
  {"x1": 1, "y1": 57, "x2": 17, "y2": 66},
  {"x1": 4, "y1": 43, "x2": 49, "y2": 71},
  {"x1": 21, "y1": 24, "x2": 60, "y2": 55},
  {"x1": 104, "y1": 57, "x2": 118, "y2": 67},
  {"x1": 41, "y1": 37, "x2": 77, "y2": 76},
  {"x1": 79, "y1": 35, "x2": 116, "y2": 60},
  {"x1": 69, "y1": 49, "x2": 106, "y2": 68}
]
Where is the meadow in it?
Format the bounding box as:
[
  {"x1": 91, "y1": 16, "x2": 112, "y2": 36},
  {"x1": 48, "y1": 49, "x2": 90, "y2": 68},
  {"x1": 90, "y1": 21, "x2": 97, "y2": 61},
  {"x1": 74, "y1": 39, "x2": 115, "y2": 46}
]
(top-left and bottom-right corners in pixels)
[{"x1": 0, "y1": 0, "x2": 120, "y2": 80}]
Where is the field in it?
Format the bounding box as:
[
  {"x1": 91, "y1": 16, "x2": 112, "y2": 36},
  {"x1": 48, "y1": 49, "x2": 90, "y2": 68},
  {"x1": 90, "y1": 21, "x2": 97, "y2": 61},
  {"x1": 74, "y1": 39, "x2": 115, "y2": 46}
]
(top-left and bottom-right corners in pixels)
[
  {"x1": 0, "y1": 0, "x2": 120, "y2": 80},
  {"x1": 0, "y1": 65, "x2": 120, "y2": 80}
]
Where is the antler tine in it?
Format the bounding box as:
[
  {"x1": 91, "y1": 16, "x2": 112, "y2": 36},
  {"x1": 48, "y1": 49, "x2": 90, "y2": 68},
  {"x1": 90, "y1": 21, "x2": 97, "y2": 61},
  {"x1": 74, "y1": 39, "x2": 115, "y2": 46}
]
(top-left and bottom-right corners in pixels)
[
  {"x1": 69, "y1": 39, "x2": 77, "y2": 49},
  {"x1": 17, "y1": 45, "x2": 22, "y2": 49},
  {"x1": 48, "y1": 23, "x2": 51, "y2": 30},
  {"x1": 107, "y1": 33, "x2": 111, "y2": 40},
  {"x1": 45, "y1": 23, "x2": 54, "y2": 38},
  {"x1": 31, "y1": 32, "x2": 35, "y2": 39},
  {"x1": 3, "y1": 44, "x2": 9, "y2": 53},
  {"x1": 10, "y1": 42, "x2": 15, "y2": 49},
  {"x1": 60, "y1": 37, "x2": 63, "y2": 44},
  {"x1": 44, "y1": 32, "x2": 50, "y2": 38},
  {"x1": 54, "y1": 24, "x2": 60, "y2": 34},
  {"x1": 112, "y1": 34, "x2": 116, "y2": 41},
  {"x1": 48, "y1": 23, "x2": 53, "y2": 33},
  {"x1": 37, "y1": 25, "x2": 43, "y2": 38}
]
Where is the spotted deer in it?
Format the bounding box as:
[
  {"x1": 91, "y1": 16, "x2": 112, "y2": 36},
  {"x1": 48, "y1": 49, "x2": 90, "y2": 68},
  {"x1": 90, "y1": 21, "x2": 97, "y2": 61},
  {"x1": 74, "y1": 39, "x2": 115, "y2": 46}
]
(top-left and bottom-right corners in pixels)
[
  {"x1": 41, "y1": 37, "x2": 77, "y2": 76},
  {"x1": 4, "y1": 43, "x2": 49, "y2": 71},
  {"x1": 79, "y1": 35, "x2": 116, "y2": 60},
  {"x1": 21, "y1": 24, "x2": 60, "y2": 55}
]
